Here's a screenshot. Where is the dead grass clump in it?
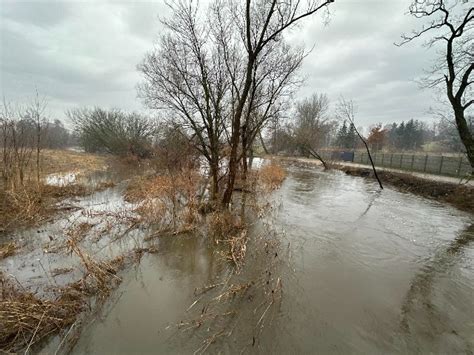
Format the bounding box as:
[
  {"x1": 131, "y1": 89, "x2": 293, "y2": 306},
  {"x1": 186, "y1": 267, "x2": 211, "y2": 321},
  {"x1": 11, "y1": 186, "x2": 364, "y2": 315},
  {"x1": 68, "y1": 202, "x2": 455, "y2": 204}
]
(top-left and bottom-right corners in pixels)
[
  {"x1": 0, "y1": 187, "x2": 46, "y2": 230},
  {"x1": 208, "y1": 211, "x2": 243, "y2": 240},
  {"x1": 208, "y1": 211, "x2": 248, "y2": 271},
  {"x1": 256, "y1": 162, "x2": 286, "y2": 191},
  {"x1": 66, "y1": 240, "x2": 123, "y2": 298},
  {"x1": 0, "y1": 183, "x2": 89, "y2": 232},
  {"x1": 41, "y1": 183, "x2": 88, "y2": 199},
  {"x1": 0, "y1": 273, "x2": 83, "y2": 353},
  {"x1": 0, "y1": 243, "x2": 17, "y2": 259},
  {"x1": 224, "y1": 230, "x2": 248, "y2": 271}
]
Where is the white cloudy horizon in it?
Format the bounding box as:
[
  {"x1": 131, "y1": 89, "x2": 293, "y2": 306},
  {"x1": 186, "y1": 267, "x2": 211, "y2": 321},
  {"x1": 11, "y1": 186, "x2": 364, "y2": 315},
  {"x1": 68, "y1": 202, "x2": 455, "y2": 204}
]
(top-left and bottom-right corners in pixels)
[{"x1": 0, "y1": 0, "x2": 454, "y2": 129}]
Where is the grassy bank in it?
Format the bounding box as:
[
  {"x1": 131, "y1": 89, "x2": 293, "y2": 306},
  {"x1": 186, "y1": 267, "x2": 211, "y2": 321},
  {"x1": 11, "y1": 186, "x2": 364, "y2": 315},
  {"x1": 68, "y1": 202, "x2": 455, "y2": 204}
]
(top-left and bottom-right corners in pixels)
[{"x1": 0, "y1": 149, "x2": 110, "y2": 233}]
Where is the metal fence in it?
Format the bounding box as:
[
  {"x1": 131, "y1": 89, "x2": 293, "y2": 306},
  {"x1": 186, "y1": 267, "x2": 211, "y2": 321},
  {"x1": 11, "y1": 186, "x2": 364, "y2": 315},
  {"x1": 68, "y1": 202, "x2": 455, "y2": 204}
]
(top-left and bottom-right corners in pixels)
[{"x1": 351, "y1": 152, "x2": 471, "y2": 177}]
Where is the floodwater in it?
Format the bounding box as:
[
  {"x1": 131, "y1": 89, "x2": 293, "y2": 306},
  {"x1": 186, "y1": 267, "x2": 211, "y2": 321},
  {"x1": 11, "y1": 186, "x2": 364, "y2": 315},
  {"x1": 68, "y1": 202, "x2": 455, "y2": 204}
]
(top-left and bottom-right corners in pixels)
[
  {"x1": 1, "y1": 169, "x2": 144, "y2": 295},
  {"x1": 44, "y1": 162, "x2": 474, "y2": 353}
]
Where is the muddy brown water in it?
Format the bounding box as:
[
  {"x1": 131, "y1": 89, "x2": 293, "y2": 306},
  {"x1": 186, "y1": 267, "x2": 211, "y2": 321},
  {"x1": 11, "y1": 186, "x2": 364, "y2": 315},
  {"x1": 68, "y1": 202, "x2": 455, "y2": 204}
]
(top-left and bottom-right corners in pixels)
[
  {"x1": 5, "y1": 162, "x2": 473, "y2": 354},
  {"x1": 66, "y1": 162, "x2": 474, "y2": 354}
]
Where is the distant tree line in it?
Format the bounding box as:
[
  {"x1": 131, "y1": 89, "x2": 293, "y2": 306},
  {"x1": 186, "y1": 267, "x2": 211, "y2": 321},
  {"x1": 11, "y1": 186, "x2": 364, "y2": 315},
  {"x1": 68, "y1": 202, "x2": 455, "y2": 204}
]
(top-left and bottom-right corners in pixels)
[
  {"x1": 265, "y1": 92, "x2": 472, "y2": 156},
  {"x1": 385, "y1": 119, "x2": 425, "y2": 151},
  {"x1": 1, "y1": 95, "x2": 74, "y2": 189}
]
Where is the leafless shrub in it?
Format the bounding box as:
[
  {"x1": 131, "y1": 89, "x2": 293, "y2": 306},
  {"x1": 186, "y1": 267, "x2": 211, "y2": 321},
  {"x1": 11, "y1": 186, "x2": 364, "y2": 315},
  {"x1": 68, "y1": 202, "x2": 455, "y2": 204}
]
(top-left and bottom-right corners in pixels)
[{"x1": 125, "y1": 167, "x2": 202, "y2": 232}]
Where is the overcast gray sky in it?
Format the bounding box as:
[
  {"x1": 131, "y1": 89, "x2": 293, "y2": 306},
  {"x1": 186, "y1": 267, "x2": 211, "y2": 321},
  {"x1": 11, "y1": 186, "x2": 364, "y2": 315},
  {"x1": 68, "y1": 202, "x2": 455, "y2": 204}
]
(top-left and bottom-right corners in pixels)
[{"x1": 0, "y1": 0, "x2": 444, "y2": 127}]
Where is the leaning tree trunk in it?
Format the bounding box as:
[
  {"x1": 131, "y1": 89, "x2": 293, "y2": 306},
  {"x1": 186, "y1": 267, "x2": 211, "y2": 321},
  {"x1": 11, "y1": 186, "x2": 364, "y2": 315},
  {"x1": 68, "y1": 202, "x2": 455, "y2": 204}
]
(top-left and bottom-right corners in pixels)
[
  {"x1": 304, "y1": 146, "x2": 328, "y2": 170},
  {"x1": 360, "y1": 138, "x2": 383, "y2": 189},
  {"x1": 454, "y1": 108, "x2": 474, "y2": 175}
]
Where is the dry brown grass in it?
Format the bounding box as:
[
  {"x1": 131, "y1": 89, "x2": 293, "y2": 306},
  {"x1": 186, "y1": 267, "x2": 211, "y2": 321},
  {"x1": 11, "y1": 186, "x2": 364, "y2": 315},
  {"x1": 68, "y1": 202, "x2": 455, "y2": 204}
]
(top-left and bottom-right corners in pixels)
[
  {"x1": 0, "y1": 273, "x2": 84, "y2": 353},
  {"x1": 40, "y1": 149, "x2": 107, "y2": 176},
  {"x1": 253, "y1": 162, "x2": 286, "y2": 191},
  {"x1": 125, "y1": 169, "x2": 201, "y2": 231},
  {"x1": 0, "y1": 183, "x2": 89, "y2": 232},
  {"x1": 0, "y1": 243, "x2": 17, "y2": 259},
  {"x1": 0, "y1": 150, "x2": 112, "y2": 233},
  {"x1": 0, "y1": 235, "x2": 126, "y2": 353}
]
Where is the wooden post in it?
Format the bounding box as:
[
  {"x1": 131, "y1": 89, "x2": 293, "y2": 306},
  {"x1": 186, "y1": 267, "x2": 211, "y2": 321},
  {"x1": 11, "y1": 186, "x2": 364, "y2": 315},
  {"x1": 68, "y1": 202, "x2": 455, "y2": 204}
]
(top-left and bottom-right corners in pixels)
[
  {"x1": 439, "y1": 155, "x2": 444, "y2": 174},
  {"x1": 400, "y1": 154, "x2": 403, "y2": 168},
  {"x1": 423, "y1": 155, "x2": 428, "y2": 172},
  {"x1": 382, "y1": 153, "x2": 385, "y2": 166},
  {"x1": 390, "y1": 153, "x2": 393, "y2": 167},
  {"x1": 410, "y1": 154, "x2": 415, "y2": 170}
]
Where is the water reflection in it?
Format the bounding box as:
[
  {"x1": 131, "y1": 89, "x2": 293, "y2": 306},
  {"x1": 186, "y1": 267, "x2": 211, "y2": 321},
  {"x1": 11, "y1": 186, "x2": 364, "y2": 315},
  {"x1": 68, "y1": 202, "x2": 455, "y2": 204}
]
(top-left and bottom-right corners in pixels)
[{"x1": 400, "y1": 223, "x2": 474, "y2": 353}]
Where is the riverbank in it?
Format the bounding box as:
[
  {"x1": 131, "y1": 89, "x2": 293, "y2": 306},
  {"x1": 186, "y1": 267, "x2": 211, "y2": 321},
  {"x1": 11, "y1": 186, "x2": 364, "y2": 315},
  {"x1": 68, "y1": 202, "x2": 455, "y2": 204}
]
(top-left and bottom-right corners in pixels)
[
  {"x1": 273, "y1": 156, "x2": 473, "y2": 214},
  {"x1": 340, "y1": 165, "x2": 473, "y2": 214}
]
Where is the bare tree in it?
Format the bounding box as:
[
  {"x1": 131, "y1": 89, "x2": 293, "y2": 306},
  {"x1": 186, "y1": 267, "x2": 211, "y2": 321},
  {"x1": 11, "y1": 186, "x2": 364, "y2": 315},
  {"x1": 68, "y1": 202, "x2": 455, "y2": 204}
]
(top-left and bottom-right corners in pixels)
[
  {"x1": 138, "y1": 1, "x2": 230, "y2": 202},
  {"x1": 25, "y1": 91, "x2": 47, "y2": 184},
  {"x1": 139, "y1": 0, "x2": 334, "y2": 206},
  {"x1": 397, "y1": 0, "x2": 473, "y2": 173},
  {"x1": 0, "y1": 97, "x2": 46, "y2": 190},
  {"x1": 239, "y1": 42, "x2": 304, "y2": 178},
  {"x1": 336, "y1": 97, "x2": 383, "y2": 189},
  {"x1": 293, "y1": 93, "x2": 333, "y2": 169},
  {"x1": 221, "y1": 0, "x2": 335, "y2": 205}
]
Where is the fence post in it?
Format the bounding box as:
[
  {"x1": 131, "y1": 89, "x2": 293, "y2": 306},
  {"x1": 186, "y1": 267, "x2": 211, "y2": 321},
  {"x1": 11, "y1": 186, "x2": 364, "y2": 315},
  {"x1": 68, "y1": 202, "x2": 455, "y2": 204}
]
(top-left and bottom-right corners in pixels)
[
  {"x1": 390, "y1": 153, "x2": 393, "y2": 167},
  {"x1": 423, "y1": 155, "x2": 428, "y2": 172},
  {"x1": 439, "y1": 155, "x2": 444, "y2": 174},
  {"x1": 400, "y1": 154, "x2": 403, "y2": 168},
  {"x1": 457, "y1": 156, "x2": 463, "y2": 176},
  {"x1": 410, "y1": 154, "x2": 415, "y2": 170},
  {"x1": 382, "y1": 153, "x2": 385, "y2": 166}
]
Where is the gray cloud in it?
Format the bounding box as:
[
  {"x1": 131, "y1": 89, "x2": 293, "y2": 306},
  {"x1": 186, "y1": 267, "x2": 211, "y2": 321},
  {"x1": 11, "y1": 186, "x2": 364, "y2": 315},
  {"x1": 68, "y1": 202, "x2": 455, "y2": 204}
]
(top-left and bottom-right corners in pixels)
[{"x1": 0, "y1": 0, "x2": 443, "y2": 127}]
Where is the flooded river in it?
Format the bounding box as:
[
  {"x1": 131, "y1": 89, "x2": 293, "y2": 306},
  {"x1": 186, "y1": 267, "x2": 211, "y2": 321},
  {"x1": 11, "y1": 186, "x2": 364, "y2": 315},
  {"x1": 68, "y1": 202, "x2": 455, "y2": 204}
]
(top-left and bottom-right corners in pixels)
[
  {"x1": 0, "y1": 164, "x2": 464, "y2": 354},
  {"x1": 45, "y1": 162, "x2": 474, "y2": 353}
]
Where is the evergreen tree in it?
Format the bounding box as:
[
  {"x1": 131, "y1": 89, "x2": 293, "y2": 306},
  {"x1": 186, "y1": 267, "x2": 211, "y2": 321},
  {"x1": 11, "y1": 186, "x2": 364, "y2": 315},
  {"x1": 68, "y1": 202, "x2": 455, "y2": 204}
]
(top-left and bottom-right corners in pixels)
[{"x1": 336, "y1": 120, "x2": 348, "y2": 148}]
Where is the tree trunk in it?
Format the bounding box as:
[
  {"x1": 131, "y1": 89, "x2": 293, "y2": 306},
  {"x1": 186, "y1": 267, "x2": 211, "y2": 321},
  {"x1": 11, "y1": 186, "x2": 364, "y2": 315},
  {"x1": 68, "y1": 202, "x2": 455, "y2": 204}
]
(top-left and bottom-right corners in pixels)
[
  {"x1": 305, "y1": 147, "x2": 328, "y2": 170},
  {"x1": 210, "y1": 158, "x2": 219, "y2": 202},
  {"x1": 361, "y1": 138, "x2": 383, "y2": 189},
  {"x1": 222, "y1": 56, "x2": 255, "y2": 206},
  {"x1": 241, "y1": 125, "x2": 248, "y2": 181},
  {"x1": 454, "y1": 108, "x2": 474, "y2": 175},
  {"x1": 259, "y1": 130, "x2": 269, "y2": 155}
]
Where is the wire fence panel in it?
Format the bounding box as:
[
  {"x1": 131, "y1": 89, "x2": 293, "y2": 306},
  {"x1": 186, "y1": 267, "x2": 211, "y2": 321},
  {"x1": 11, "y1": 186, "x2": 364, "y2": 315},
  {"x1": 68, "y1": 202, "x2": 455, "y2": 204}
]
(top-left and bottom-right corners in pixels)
[{"x1": 350, "y1": 152, "x2": 470, "y2": 178}]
